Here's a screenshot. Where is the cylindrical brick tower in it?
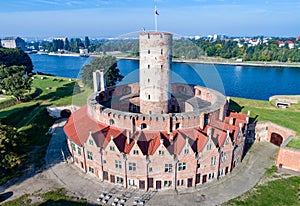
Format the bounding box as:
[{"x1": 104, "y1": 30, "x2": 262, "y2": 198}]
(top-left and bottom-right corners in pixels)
[{"x1": 139, "y1": 32, "x2": 172, "y2": 114}]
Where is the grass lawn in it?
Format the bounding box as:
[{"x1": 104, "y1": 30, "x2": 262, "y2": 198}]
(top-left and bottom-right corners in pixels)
[
  {"x1": 229, "y1": 97, "x2": 300, "y2": 134},
  {"x1": 224, "y1": 165, "x2": 300, "y2": 206},
  {"x1": 0, "y1": 75, "x2": 93, "y2": 184},
  {"x1": 1, "y1": 188, "x2": 88, "y2": 206},
  {"x1": 286, "y1": 137, "x2": 300, "y2": 149}
]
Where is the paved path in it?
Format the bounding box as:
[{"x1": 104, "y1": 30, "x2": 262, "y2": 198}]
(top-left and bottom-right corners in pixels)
[{"x1": 1, "y1": 120, "x2": 278, "y2": 205}]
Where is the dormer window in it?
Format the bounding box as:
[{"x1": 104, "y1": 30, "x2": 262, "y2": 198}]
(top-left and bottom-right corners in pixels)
[
  {"x1": 225, "y1": 138, "x2": 230, "y2": 145},
  {"x1": 159, "y1": 150, "x2": 164, "y2": 156},
  {"x1": 89, "y1": 139, "x2": 94, "y2": 145},
  {"x1": 184, "y1": 148, "x2": 189, "y2": 154},
  {"x1": 207, "y1": 144, "x2": 212, "y2": 150}
]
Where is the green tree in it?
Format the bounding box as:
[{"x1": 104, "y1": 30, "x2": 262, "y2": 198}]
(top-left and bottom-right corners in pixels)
[
  {"x1": 0, "y1": 65, "x2": 32, "y2": 101},
  {"x1": 84, "y1": 36, "x2": 90, "y2": 49},
  {"x1": 0, "y1": 47, "x2": 33, "y2": 74},
  {"x1": 64, "y1": 38, "x2": 70, "y2": 51},
  {"x1": 80, "y1": 55, "x2": 123, "y2": 88},
  {"x1": 0, "y1": 124, "x2": 22, "y2": 171}
]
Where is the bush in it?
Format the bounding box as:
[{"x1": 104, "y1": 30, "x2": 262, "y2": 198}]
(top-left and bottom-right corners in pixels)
[{"x1": 0, "y1": 98, "x2": 17, "y2": 110}]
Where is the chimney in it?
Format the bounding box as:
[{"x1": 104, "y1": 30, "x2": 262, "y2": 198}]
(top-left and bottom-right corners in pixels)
[
  {"x1": 100, "y1": 69, "x2": 106, "y2": 92},
  {"x1": 169, "y1": 133, "x2": 174, "y2": 145},
  {"x1": 207, "y1": 127, "x2": 213, "y2": 140},
  {"x1": 246, "y1": 110, "x2": 251, "y2": 124}
]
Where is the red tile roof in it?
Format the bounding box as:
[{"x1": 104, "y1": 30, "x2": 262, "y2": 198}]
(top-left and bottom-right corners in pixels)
[{"x1": 64, "y1": 105, "x2": 107, "y2": 146}]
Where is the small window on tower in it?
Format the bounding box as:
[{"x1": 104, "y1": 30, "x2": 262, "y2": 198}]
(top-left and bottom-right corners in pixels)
[
  {"x1": 148, "y1": 95, "x2": 150, "y2": 100},
  {"x1": 161, "y1": 49, "x2": 163, "y2": 55},
  {"x1": 161, "y1": 65, "x2": 163, "y2": 70},
  {"x1": 148, "y1": 65, "x2": 150, "y2": 69},
  {"x1": 148, "y1": 50, "x2": 150, "y2": 54},
  {"x1": 148, "y1": 33, "x2": 150, "y2": 39},
  {"x1": 148, "y1": 78, "x2": 150, "y2": 83}
]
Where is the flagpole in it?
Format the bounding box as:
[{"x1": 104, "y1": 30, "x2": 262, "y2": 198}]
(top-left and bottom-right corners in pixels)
[{"x1": 155, "y1": 5, "x2": 158, "y2": 32}]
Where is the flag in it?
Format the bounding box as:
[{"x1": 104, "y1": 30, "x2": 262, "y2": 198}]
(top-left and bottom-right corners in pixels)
[{"x1": 155, "y1": 9, "x2": 159, "y2": 15}]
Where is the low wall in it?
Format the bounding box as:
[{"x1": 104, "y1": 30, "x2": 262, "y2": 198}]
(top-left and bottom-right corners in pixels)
[
  {"x1": 276, "y1": 136, "x2": 300, "y2": 172},
  {"x1": 255, "y1": 121, "x2": 297, "y2": 144}
]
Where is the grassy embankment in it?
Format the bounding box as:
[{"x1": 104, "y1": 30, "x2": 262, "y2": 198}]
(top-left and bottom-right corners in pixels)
[
  {"x1": 0, "y1": 75, "x2": 92, "y2": 185},
  {"x1": 229, "y1": 97, "x2": 300, "y2": 149}
]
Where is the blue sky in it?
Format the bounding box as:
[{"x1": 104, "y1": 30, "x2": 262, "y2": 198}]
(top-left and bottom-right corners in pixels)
[{"x1": 0, "y1": 0, "x2": 299, "y2": 38}]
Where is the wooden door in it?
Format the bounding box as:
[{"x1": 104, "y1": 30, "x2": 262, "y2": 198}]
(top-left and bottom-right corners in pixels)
[
  {"x1": 139, "y1": 180, "x2": 145, "y2": 189},
  {"x1": 196, "y1": 173, "x2": 201, "y2": 184},
  {"x1": 103, "y1": 171, "x2": 108, "y2": 181},
  {"x1": 187, "y1": 178, "x2": 193, "y2": 187},
  {"x1": 202, "y1": 174, "x2": 207, "y2": 184},
  {"x1": 148, "y1": 178, "x2": 153, "y2": 188},
  {"x1": 110, "y1": 175, "x2": 115, "y2": 183},
  {"x1": 156, "y1": 180, "x2": 162, "y2": 190}
]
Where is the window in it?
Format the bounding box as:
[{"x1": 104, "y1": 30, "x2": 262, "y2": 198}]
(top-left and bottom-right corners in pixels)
[
  {"x1": 77, "y1": 147, "x2": 81, "y2": 155},
  {"x1": 87, "y1": 151, "x2": 93, "y2": 160},
  {"x1": 115, "y1": 160, "x2": 122, "y2": 169},
  {"x1": 177, "y1": 179, "x2": 184, "y2": 186},
  {"x1": 161, "y1": 65, "x2": 163, "y2": 70},
  {"x1": 164, "y1": 180, "x2": 172, "y2": 187},
  {"x1": 88, "y1": 166, "x2": 94, "y2": 173},
  {"x1": 184, "y1": 148, "x2": 189, "y2": 154},
  {"x1": 207, "y1": 144, "x2": 212, "y2": 150},
  {"x1": 128, "y1": 179, "x2": 137, "y2": 186},
  {"x1": 208, "y1": 172, "x2": 215, "y2": 179},
  {"x1": 178, "y1": 162, "x2": 186, "y2": 171},
  {"x1": 165, "y1": 164, "x2": 172, "y2": 173},
  {"x1": 103, "y1": 160, "x2": 107, "y2": 164},
  {"x1": 109, "y1": 146, "x2": 115, "y2": 151},
  {"x1": 159, "y1": 150, "x2": 164, "y2": 156},
  {"x1": 141, "y1": 123, "x2": 147, "y2": 130},
  {"x1": 219, "y1": 168, "x2": 224, "y2": 176},
  {"x1": 225, "y1": 138, "x2": 230, "y2": 145},
  {"x1": 148, "y1": 50, "x2": 150, "y2": 54},
  {"x1": 149, "y1": 167, "x2": 153, "y2": 173},
  {"x1": 89, "y1": 139, "x2": 94, "y2": 145},
  {"x1": 133, "y1": 150, "x2": 139, "y2": 155},
  {"x1": 221, "y1": 152, "x2": 227, "y2": 163},
  {"x1": 116, "y1": 176, "x2": 124, "y2": 184},
  {"x1": 128, "y1": 162, "x2": 136, "y2": 171},
  {"x1": 148, "y1": 78, "x2": 150, "y2": 83},
  {"x1": 211, "y1": 156, "x2": 216, "y2": 165},
  {"x1": 161, "y1": 49, "x2": 163, "y2": 55},
  {"x1": 197, "y1": 163, "x2": 201, "y2": 169},
  {"x1": 71, "y1": 143, "x2": 76, "y2": 151},
  {"x1": 148, "y1": 95, "x2": 151, "y2": 100},
  {"x1": 148, "y1": 64, "x2": 150, "y2": 69}
]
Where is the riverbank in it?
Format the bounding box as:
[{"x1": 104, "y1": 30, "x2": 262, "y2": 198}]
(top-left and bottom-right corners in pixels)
[{"x1": 116, "y1": 55, "x2": 300, "y2": 68}]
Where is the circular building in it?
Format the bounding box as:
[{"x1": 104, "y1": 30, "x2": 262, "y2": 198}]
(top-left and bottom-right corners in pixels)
[{"x1": 64, "y1": 32, "x2": 248, "y2": 190}]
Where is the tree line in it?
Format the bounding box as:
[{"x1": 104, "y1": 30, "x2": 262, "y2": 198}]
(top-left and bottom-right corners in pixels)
[
  {"x1": 0, "y1": 47, "x2": 33, "y2": 173},
  {"x1": 67, "y1": 37, "x2": 300, "y2": 63}
]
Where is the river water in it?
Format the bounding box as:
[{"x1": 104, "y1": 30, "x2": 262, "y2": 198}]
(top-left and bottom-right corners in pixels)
[{"x1": 29, "y1": 53, "x2": 300, "y2": 100}]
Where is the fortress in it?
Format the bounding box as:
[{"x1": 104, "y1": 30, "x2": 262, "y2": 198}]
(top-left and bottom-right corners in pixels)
[{"x1": 64, "y1": 32, "x2": 249, "y2": 190}]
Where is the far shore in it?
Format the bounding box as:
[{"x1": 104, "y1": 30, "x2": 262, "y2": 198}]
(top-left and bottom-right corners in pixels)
[
  {"x1": 115, "y1": 56, "x2": 300, "y2": 68},
  {"x1": 35, "y1": 52, "x2": 300, "y2": 68}
]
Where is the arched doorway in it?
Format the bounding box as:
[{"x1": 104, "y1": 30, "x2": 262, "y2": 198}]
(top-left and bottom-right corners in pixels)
[
  {"x1": 60, "y1": 109, "x2": 71, "y2": 118},
  {"x1": 270, "y1": 132, "x2": 283, "y2": 146}
]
